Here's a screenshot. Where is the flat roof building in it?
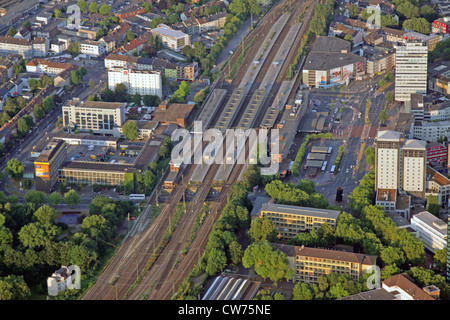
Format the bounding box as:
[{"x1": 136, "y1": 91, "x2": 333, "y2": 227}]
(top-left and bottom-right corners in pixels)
[
  {"x1": 255, "y1": 203, "x2": 341, "y2": 239},
  {"x1": 62, "y1": 99, "x2": 126, "y2": 136},
  {"x1": 35, "y1": 139, "x2": 67, "y2": 193},
  {"x1": 411, "y1": 210, "x2": 447, "y2": 254}
]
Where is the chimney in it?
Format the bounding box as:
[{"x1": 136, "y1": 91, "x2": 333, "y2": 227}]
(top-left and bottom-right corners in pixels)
[{"x1": 423, "y1": 285, "x2": 440, "y2": 299}]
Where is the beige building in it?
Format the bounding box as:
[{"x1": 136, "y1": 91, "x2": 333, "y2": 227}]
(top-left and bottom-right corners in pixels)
[
  {"x1": 375, "y1": 130, "x2": 401, "y2": 191},
  {"x1": 255, "y1": 203, "x2": 341, "y2": 239},
  {"x1": 62, "y1": 99, "x2": 126, "y2": 135},
  {"x1": 274, "y1": 244, "x2": 377, "y2": 284},
  {"x1": 150, "y1": 24, "x2": 191, "y2": 52},
  {"x1": 402, "y1": 139, "x2": 427, "y2": 197}
]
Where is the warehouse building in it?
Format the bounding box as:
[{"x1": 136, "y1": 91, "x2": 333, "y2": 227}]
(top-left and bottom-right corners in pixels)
[{"x1": 302, "y1": 36, "x2": 366, "y2": 88}]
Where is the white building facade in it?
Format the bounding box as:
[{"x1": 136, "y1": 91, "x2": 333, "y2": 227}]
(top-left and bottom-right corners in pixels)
[
  {"x1": 411, "y1": 211, "x2": 447, "y2": 254},
  {"x1": 108, "y1": 67, "x2": 162, "y2": 98}
]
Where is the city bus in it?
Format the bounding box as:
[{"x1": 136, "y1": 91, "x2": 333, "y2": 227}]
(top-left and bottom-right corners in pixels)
[
  {"x1": 321, "y1": 161, "x2": 328, "y2": 173},
  {"x1": 330, "y1": 165, "x2": 336, "y2": 173},
  {"x1": 129, "y1": 194, "x2": 145, "y2": 200}
]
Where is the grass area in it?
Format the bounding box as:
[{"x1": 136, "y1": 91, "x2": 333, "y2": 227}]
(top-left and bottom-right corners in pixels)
[
  {"x1": 226, "y1": 37, "x2": 256, "y2": 80},
  {"x1": 181, "y1": 202, "x2": 210, "y2": 255}
]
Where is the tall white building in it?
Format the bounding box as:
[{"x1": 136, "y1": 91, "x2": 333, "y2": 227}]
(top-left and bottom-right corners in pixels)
[
  {"x1": 375, "y1": 131, "x2": 428, "y2": 200},
  {"x1": 108, "y1": 67, "x2": 162, "y2": 98},
  {"x1": 411, "y1": 211, "x2": 447, "y2": 254},
  {"x1": 375, "y1": 130, "x2": 401, "y2": 191},
  {"x1": 401, "y1": 139, "x2": 427, "y2": 197},
  {"x1": 394, "y1": 41, "x2": 428, "y2": 106}
]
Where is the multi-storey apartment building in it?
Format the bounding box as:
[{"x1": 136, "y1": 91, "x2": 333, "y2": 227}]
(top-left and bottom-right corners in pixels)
[
  {"x1": 26, "y1": 58, "x2": 74, "y2": 77},
  {"x1": 80, "y1": 40, "x2": 106, "y2": 58},
  {"x1": 394, "y1": 41, "x2": 428, "y2": 105},
  {"x1": 254, "y1": 203, "x2": 341, "y2": 239},
  {"x1": 62, "y1": 99, "x2": 126, "y2": 135},
  {"x1": 274, "y1": 244, "x2": 377, "y2": 284},
  {"x1": 426, "y1": 142, "x2": 447, "y2": 165},
  {"x1": 432, "y1": 17, "x2": 450, "y2": 34},
  {"x1": 426, "y1": 166, "x2": 450, "y2": 206},
  {"x1": 150, "y1": 24, "x2": 191, "y2": 52},
  {"x1": 402, "y1": 139, "x2": 427, "y2": 198},
  {"x1": 411, "y1": 211, "x2": 447, "y2": 254},
  {"x1": 0, "y1": 36, "x2": 49, "y2": 59},
  {"x1": 108, "y1": 67, "x2": 162, "y2": 97},
  {"x1": 375, "y1": 130, "x2": 402, "y2": 191}
]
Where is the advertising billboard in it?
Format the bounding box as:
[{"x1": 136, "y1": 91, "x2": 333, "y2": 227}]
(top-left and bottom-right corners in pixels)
[
  {"x1": 35, "y1": 163, "x2": 50, "y2": 179},
  {"x1": 342, "y1": 64, "x2": 354, "y2": 81},
  {"x1": 356, "y1": 60, "x2": 365, "y2": 73},
  {"x1": 330, "y1": 67, "x2": 341, "y2": 83},
  {"x1": 315, "y1": 71, "x2": 327, "y2": 85}
]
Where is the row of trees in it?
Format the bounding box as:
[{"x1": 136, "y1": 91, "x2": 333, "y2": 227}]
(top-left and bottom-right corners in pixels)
[
  {"x1": 291, "y1": 133, "x2": 333, "y2": 176},
  {"x1": 264, "y1": 179, "x2": 330, "y2": 209}
]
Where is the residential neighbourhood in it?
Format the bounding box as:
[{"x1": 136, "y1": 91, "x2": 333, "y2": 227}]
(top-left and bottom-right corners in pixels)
[{"x1": 0, "y1": 0, "x2": 449, "y2": 314}]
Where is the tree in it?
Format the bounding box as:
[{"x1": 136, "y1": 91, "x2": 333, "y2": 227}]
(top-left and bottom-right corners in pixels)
[
  {"x1": 18, "y1": 222, "x2": 61, "y2": 248},
  {"x1": 6, "y1": 27, "x2": 16, "y2": 37},
  {"x1": 248, "y1": 217, "x2": 277, "y2": 242},
  {"x1": 403, "y1": 17, "x2": 430, "y2": 34},
  {"x1": 142, "y1": 95, "x2": 161, "y2": 107},
  {"x1": 378, "y1": 109, "x2": 388, "y2": 124},
  {"x1": 434, "y1": 248, "x2": 446, "y2": 270},
  {"x1": 292, "y1": 283, "x2": 315, "y2": 300},
  {"x1": 34, "y1": 205, "x2": 56, "y2": 224},
  {"x1": 229, "y1": 241, "x2": 244, "y2": 265},
  {"x1": 64, "y1": 189, "x2": 80, "y2": 207},
  {"x1": 396, "y1": 1, "x2": 419, "y2": 19},
  {"x1": 89, "y1": 2, "x2": 99, "y2": 13},
  {"x1": 122, "y1": 121, "x2": 139, "y2": 140},
  {"x1": 379, "y1": 78, "x2": 386, "y2": 88},
  {"x1": 89, "y1": 79, "x2": 95, "y2": 89},
  {"x1": 6, "y1": 158, "x2": 24, "y2": 179},
  {"x1": 420, "y1": 5, "x2": 438, "y2": 22},
  {"x1": 132, "y1": 93, "x2": 142, "y2": 106},
  {"x1": 99, "y1": 4, "x2": 111, "y2": 15},
  {"x1": 42, "y1": 96, "x2": 55, "y2": 113},
  {"x1": 17, "y1": 118, "x2": 29, "y2": 137},
  {"x1": 426, "y1": 195, "x2": 440, "y2": 217},
  {"x1": 205, "y1": 247, "x2": 227, "y2": 276},
  {"x1": 67, "y1": 41, "x2": 81, "y2": 57},
  {"x1": 48, "y1": 192, "x2": 63, "y2": 206},
  {"x1": 25, "y1": 190, "x2": 46, "y2": 206},
  {"x1": 381, "y1": 14, "x2": 398, "y2": 27},
  {"x1": 194, "y1": 89, "x2": 206, "y2": 105},
  {"x1": 126, "y1": 30, "x2": 135, "y2": 42},
  {"x1": 0, "y1": 275, "x2": 31, "y2": 300},
  {"x1": 348, "y1": 4, "x2": 359, "y2": 18},
  {"x1": 380, "y1": 246, "x2": 406, "y2": 266},
  {"x1": 248, "y1": 0, "x2": 262, "y2": 15},
  {"x1": 54, "y1": 8, "x2": 63, "y2": 18},
  {"x1": 229, "y1": 0, "x2": 248, "y2": 16},
  {"x1": 242, "y1": 241, "x2": 294, "y2": 284},
  {"x1": 385, "y1": 91, "x2": 394, "y2": 104},
  {"x1": 364, "y1": 146, "x2": 375, "y2": 167},
  {"x1": 77, "y1": 0, "x2": 88, "y2": 12},
  {"x1": 71, "y1": 70, "x2": 81, "y2": 85}
]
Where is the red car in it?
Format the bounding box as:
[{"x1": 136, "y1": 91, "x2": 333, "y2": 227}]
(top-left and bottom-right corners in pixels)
[{"x1": 130, "y1": 216, "x2": 136, "y2": 220}]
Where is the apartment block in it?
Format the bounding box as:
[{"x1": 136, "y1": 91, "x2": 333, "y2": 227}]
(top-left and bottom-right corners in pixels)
[
  {"x1": 402, "y1": 139, "x2": 427, "y2": 198},
  {"x1": 150, "y1": 24, "x2": 191, "y2": 52},
  {"x1": 80, "y1": 40, "x2": 106, "y2": 58},
  {"x1": 274, "y1": 244, "x2": 377, "y2": 284},
  {"x1": 375, "y1": 130, "x2": 401, "y2": 191},
  {"x1": 0, "y1": 36, "x2": 49, "y2": 60},
  {"x1": 254, "y1": 203, "x2": 341, "y2": 239},
  {"x1": 108, "y1": 67, "x2": 162, "y2": 97}
]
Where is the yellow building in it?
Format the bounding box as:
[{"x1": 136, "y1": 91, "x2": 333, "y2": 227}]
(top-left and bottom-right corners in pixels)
[
  {"x1": 274, "y1": 244, "x2": 377, "y2": 284},
  {"x1": 256, "y1": 203, "x2": 341, "y2": 239},
  {"x1": 34, "y1": 139, "x2": 67, "y2": 193}
]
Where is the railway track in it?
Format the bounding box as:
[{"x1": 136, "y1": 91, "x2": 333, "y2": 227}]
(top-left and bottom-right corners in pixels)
[{"x1": 83, "y1": 0, "x2": 314, "y2": 300}]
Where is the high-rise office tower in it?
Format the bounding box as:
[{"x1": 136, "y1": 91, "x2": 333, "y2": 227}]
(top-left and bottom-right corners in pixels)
[{"x1": 394, "y1": 41, "x2": 428, "y2": 108}]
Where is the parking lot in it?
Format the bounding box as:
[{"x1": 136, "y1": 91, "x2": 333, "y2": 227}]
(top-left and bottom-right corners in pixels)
[{"x1": 65, "y1": 143, "x2": 139, "y2": 165}]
